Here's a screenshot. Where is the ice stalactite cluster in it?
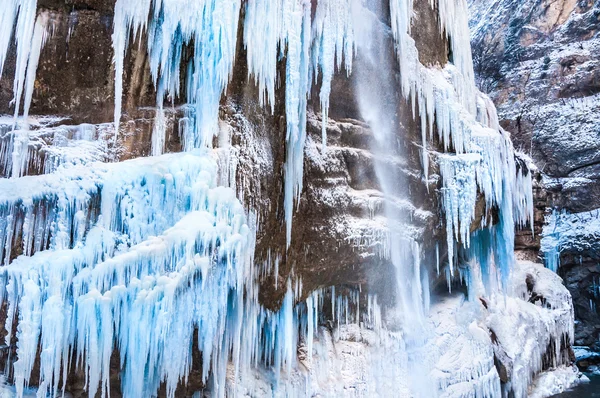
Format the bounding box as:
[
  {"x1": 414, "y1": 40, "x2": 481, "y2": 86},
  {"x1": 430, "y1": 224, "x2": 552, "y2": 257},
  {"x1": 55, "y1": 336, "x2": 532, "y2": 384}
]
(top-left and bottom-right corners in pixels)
[
  {"x1": 385, "y1": 0, "x2": 534, "y2": 287},
  {"x1": 112, "y1": 0, "x2": 242, "y2": 151},
  {"x1": 0, "y1": 141, "x2": 385, "y2": 397},
  {"x1": 0, "y1": 118, "x2": 111, "y2": 178},
  {"x1": 108, "y1": 0, "x2": 533, "y2": 269},
  {"x1": 112, "y1": 0, "x2": 354, "y2": 245},
  {"x1": 0, "y1": 1, "x2": 51, "y2": 127},
  {"x1": 386, "y1": 0, "x2": 534, "y2": 290},
  {"x1": 244, "y1": 0, "x2": 354, "y2": 245}
]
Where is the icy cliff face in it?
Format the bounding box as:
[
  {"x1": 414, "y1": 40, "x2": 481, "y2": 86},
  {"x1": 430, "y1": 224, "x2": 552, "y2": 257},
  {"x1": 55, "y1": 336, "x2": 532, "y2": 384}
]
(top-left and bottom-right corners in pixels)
[
  {"x1": 469, "y1": 0, "x2": 600, "y2": 214},
  {"x1": 469, "y1": 0, "x2": 600, "y2": 359},
  {"x1": 0, "y1": 0, "x2": 574, "y2": 397}
]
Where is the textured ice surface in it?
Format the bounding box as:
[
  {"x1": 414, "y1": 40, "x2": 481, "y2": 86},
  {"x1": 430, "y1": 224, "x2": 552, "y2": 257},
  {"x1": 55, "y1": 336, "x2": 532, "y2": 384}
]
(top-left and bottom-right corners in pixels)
[
  {"x1": 0, "y1": 150, "x2": 251, "y2": 396},
  {"x1": 528, "y1": 366, "x2": 582, "y2": 398},
  {"x1": 231, "y1": 262, "x2": 574, "y2": 398},
  {"x1": 0, "y1": 118, "x2": 112, "y2": 178}
]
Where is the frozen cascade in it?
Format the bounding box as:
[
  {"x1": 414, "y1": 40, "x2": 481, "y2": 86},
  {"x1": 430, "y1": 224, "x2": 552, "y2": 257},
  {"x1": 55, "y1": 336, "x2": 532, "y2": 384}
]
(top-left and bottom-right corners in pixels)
[
  {"x1": 311, "y1": 0, "x2": 355, "y2": 148},
  {"x1": 0, "y1": 0, "x2": 561, "y2": 397},
  {"x1": 112, "y1": 0, "x2": 241, "y2": 149},
  {"x1": 0, "y1": 143, "x2": 384, "y2": 397},
  {"x1": 112, "y1": 0, "x2": 355, "y2": 246},
  {"x1": 0, "y1": 148, "x2": 326, "y2": 397},
  {"x1": 385, "y1": 0, "x2": 535, "y2": 283},
  {"x1": 0, "y1": 118, "x2": 111, "y2": 179}
]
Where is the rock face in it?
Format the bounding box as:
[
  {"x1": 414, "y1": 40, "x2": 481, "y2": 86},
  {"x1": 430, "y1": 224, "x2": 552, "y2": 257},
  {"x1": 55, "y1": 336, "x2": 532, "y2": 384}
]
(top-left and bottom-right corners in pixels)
[
  {"x1": 469, "y1": 0, "x2": 600, "y2": 212},
  {"x1": 469, "y1": 0, "x2": 600, "y2": 360}
]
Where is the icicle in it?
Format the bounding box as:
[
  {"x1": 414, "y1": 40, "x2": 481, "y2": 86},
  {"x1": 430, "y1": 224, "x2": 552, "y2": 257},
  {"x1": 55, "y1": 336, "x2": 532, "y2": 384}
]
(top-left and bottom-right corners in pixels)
[
  {"x1": 311, "y1": 0, "x2": 354, "y2": 148},
  {"x1": 436, "y1": 0, "x2": 477, "y2": 114},
  {"x1": 243, "y1": 0, "x2": 282, "y2": 112},
  {"x1": 0, "y1": 1, "x2": 20, "y2": 79},
  {"x1": 1, "y1": 0, "x2": 46, "y2": 129},
  {"x1": 113, "y1": 0, "x2": 241, "y2": 147},
  {"x1": 111, "y1": 0, "x2": 153, "y2": 140},
  {"x1": 282, "y1": 0, "x2": 312, "y2": 247},
  {"x1": 388, "y1": 0, "x2": 419, "y2": 100},
  {"x1": 151, "y1": 83, "x2": 166, "y2": 156},
  {"x1": 438, "y1": 153, "x2": 480, "y2": 271},
  {"x1": 21, "y1": 12, "x2": 49, "y2": 126}
]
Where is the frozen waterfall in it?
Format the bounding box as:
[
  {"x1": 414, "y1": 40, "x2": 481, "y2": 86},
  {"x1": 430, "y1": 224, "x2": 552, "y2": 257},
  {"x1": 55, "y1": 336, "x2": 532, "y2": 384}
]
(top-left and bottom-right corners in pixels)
[{"x1": 0, "y1": 0, "x2": 565, "y2": 397}]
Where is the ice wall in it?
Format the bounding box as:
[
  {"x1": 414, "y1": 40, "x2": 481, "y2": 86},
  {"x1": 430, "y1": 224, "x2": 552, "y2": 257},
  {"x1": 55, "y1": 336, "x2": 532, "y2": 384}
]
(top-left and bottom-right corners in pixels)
[
  {"x1": 0, "y1": 148, "x2": 335, "y2": 398},
  {"x1": 0, "y1": 0, "x2": 545, "y2": 397}
]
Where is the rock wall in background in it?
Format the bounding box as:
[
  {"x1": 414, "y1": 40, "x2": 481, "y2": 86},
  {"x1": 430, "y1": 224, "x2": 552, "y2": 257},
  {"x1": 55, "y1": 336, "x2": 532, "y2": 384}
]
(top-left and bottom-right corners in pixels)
[{"x1": 469, "y1": 0, "x2": 600, "y2": 365}]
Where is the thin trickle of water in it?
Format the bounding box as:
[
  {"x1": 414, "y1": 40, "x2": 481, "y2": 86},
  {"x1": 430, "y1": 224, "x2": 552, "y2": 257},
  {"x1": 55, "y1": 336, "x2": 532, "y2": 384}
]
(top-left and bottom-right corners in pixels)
[{"x1": 352, "y1": 2, "x2": 434, "y2": 396}]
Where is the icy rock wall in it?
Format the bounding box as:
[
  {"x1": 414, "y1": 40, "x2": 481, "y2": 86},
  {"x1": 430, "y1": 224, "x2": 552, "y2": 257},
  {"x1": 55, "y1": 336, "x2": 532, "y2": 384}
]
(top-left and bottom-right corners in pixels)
[
  {"x1": 469, "y1": 0, "x2": 600, "y2": 356},
  {"x1": 228, "y1": 261, "x2": 575, "y2": 398},
  {"x1": 541, "y1": 209, "x2": 600, "y2": 350},
  {"x1": 0, "y1": 0, "x2": 554, "y2": 397}
]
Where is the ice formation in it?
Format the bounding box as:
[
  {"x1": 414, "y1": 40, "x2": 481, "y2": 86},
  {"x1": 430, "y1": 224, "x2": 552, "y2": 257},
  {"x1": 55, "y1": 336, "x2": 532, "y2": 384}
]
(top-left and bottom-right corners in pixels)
[
  {"x1": 0, "y1": 1, "x2": 50, "y2": 127},
  {"x1": 0, "y1": 118, "x2": 111, "y2": 179},
  {"x1": 479, "y1": 261, "x2": 575, "y2": 397},
  {"x1": 385, "y1": 0, "x2": 535, "y2": 289},
  {"x1": 0, "y1": 0, "x2": 550, "y2": 397},
  {"x1": 0, "y1": 150, "x2": 314, "y2": 397},
  {"x1": 111, "y1": 0, "x2": 356, "y2": 245},
  {"x1": 108, "y1": 0, "x2": 533, "y2": 254}
]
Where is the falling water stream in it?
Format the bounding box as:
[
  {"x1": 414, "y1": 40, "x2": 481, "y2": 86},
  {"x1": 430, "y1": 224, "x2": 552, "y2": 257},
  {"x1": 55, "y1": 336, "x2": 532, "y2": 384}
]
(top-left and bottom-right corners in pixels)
[{"x1": 352, "y1": 2, "x2": 434, "y2": 396}]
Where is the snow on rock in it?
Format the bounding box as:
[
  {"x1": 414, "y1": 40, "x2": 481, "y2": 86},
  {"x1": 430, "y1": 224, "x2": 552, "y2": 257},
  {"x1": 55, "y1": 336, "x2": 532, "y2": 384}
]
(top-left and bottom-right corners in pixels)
[
  {"x1": 528, "y1": 365, "x2": 583, "y2": 398},
  {"x1": 541, "y1": 208, "x2": 600, "y2": 271},
  {"x1": 491, "y1": 261, "x2": 574, "y2": 396},
  {"x1": 469, "y1": 0, "x2": 600, "y2": 215}
]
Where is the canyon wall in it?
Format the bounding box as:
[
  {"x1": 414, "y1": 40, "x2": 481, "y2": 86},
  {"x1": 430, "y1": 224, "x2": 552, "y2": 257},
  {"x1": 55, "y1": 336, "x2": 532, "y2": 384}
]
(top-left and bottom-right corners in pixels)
[{"x1": 470, "y1": 0, "x2": 600, "y2": 363}]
